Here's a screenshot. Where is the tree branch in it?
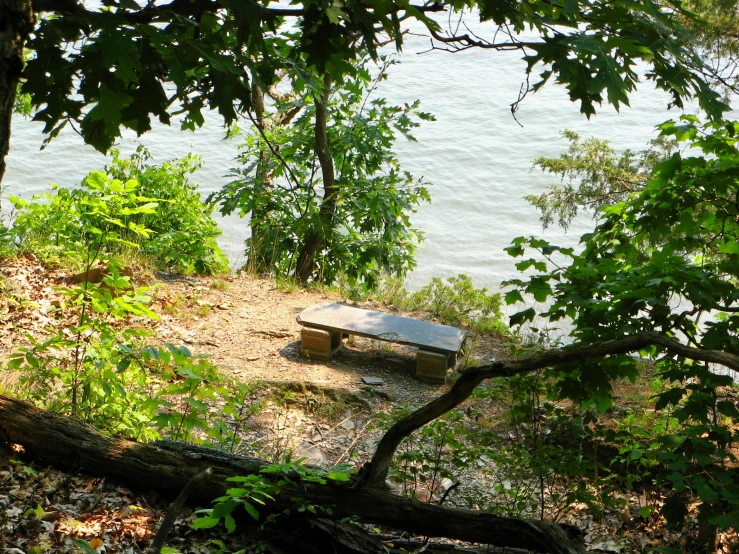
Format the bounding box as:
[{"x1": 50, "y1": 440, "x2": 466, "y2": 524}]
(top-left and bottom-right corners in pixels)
[
  {"x1": 428, "y1": 27, "x2": 541, "y2": 51},
  {"x1": 358, "y1": 330, "x2": 739, "y2": 487}
]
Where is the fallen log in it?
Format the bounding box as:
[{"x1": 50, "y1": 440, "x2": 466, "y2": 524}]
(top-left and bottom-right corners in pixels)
[{"x1": 0, "y1": 394, "x2": 585, "y2": 554}]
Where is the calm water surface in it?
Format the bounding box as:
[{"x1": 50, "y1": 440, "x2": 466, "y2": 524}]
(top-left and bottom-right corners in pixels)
[{"x1": 3, "y1": 20, "x2": 697, "y2": 291}]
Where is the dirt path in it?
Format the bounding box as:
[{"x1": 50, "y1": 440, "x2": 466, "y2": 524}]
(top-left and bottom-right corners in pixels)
[
  {"x1": 154, "y1": 273, "x2": 452, "y2": 405},
  {"x1": 0, "y1": 256, "x2": 475, "y2": 406},
  {"x1": 0, "y1": 256, "x2": 495, "y2": 470}
]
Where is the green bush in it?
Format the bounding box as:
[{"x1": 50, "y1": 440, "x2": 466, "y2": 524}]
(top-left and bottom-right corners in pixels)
[
  {"x1": 107, "y1": 148, "x2": 229, "y2": 275},
  {"x1": 409, "y1": 274, "x2": 506, "y2": 334},
  {"x1": 4, "y1": 184, "x2": 250, "y2": 447},
  {"x1": 0, "y1": 224, "x2": 14, "y2": 259},
  {"x1": 6, "y1": 277, "x2": 257, "y2": 445},
  {"x1": 9, "y1": 148, "x2": 229, "y2": 275}
]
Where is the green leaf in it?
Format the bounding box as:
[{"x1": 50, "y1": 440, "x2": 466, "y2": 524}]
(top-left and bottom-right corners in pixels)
[
  {"x1": 717, "y1": 400, "x2": 739, "y2": 419},
  {"x1": 242, "y1": 501, "x2": 260, "y2": 521},
  {"x1": 509, "y1": 308, "x2": 535, "y2": 327},
  {"x1": 504, "y1": 290, "x2": 524, "y2": 305},
  {"x1": 80, "y1": 84, "x2": 133, "y2": 153},
  {"x1": 708, "y1": 514, "x2": 733, "y2": 530},
  {"x1": 192, "y1": 516, "x2": 219, "y2": 529},
  {"x1": 654, "y1": 388, "x2": 685, "y2": 410},
  {"x1": 658, "y1": 434, "x2": 686, "y2": 449},
  {"x1": 326, "y1": 471, "x2": 351, "y2": 482}
]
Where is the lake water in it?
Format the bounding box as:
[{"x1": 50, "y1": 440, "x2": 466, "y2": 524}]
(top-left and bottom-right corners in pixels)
[{"x1": 2, "y1": 18, "x2": 697, "y2": 292}]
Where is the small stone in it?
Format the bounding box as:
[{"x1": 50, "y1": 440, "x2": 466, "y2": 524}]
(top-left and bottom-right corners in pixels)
[
  {"x1": 298, "y1": 442, "x2": 326, "y2": 464},
  {"x1": 361, "y1": 376, "x2": 384, "y2": 386},
  {"x1": 341, "y1": 419, "x2": 355, "y2": 431}
]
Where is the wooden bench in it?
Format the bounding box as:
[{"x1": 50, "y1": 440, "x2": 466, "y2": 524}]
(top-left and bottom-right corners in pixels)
[{"x1": 296, "y1": 303, "x2": 467, "y2": 383}]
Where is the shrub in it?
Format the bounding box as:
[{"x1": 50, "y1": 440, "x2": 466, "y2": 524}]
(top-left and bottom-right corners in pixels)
[
  {"x1": 107, "y1": 148, "x2": 229, "y2": 275},
  {"x1": 409, "y1": 274, "x2": 506, "y2": 334},
  {"x1": 8, "y1": 148, "x2": 229, "y2": 275}
]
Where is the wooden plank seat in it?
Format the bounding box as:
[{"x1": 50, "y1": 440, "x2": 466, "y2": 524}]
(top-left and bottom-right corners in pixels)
[{"x1": 296, "y1": 302, "x2": 467, "y2": 383}]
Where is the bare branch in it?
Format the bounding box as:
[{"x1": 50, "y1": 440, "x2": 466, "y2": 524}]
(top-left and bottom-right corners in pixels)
[{"x1": 428, "y1": 27, "x2": 541, "y2": 52}]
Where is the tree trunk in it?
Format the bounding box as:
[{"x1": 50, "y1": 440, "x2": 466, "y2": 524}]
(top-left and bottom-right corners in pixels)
[
  {"x1": 0, "y1": 394, "x2": 586, "y2": 554},
  {"x1": 247, "y1": 83, "x2": 273, "y2": 274},
  {"x1": 246, "y1": 76, "x2": 304, "y2": 275},
  {"x1": 0, "y1": 0, "x2": 33, "y2": 186},
  {"x1": 295, "y1": 74, "x2": 336, "y2": 283}
]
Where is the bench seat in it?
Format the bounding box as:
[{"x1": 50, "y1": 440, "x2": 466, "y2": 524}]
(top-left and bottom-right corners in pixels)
[{"x1": 296, "y1": 303, "x2": 467, "y2": 383}]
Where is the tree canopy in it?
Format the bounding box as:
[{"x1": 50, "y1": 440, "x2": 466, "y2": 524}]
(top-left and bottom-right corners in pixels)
[
  {"x1": 0, "y1": 0, "x2": 730, "y2": 176},
  {"x1": 504, "y1": 116, "x2": 739, "y2": 533}
]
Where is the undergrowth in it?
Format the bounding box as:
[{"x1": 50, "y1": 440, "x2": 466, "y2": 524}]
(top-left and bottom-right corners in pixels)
[
  {"x1": 336, "y1": 272, "x2": 507, "y2": 336},
  {"x1": 5, "y1": 147, "x2": 228, "y2": 276}
]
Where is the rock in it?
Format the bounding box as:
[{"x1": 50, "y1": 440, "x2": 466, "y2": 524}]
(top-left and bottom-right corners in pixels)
[
  {"x1": 297, "y1": 442, "x2": 326, "y2": 465},
  {"x1": 361, "y1": 376, "x2": 384, "y2": 386},
  {"x1": 340, "y1": 420, "x2": 355, "y2": 431}
]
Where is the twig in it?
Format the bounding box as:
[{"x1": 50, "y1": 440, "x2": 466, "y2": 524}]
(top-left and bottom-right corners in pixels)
[
  {"x1": 334, "y1": 419, "x2": 373, "y2": 465},
  {"x1": 147, "y1": 467, "x2": 213, "y2": 554},
  {"x1": 437, "y1": 480, "x2": 460, "y2": 505}
]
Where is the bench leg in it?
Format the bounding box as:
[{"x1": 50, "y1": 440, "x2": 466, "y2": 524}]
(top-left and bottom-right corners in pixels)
[
  {"x1": 300, "y1": 328, "x2": 343, "y2": 361},
  {"x1": 416, "y1": 349, "x2": 453, "y2": 383}
]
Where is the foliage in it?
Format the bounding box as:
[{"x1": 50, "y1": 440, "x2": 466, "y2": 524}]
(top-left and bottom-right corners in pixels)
[
  {"x1": 379, "y1": 378, "x2": 602, "y2": 521},
  {"x1": 505, "y1": 116, "x2": 739, "y2": 536},
  {"x1": 5, "y1": 276, "x2": 258, "y2": 444},
  {"x1": 0, "y1": 182, "x2": 13, "y2": 259},
  {"x1": 681, "y1": 0, "x2": 739, "y2": 94},
  {"x1": 194, "y1": 462, "x2": 353, "y2": 532},
  {"x1": 13, "y1": 84, "x2": 32, "y2": 118},
  {"x1": 12, "y1": 50, "x2": 33, "y2": 118},
  {"x1": 408, "y1": 274, "x2": 506, "y2": 334},
  {"x1": 14, "y1": 0, "x2": 727, "y2": 157},
  {"x1": 2, "y1": 181, "x2": 251, "y2": 445},
  {"x1": 212, "y1": 58, "x2": 430, "y2": 287},
  {"x1": 194, "y1": 474, "x2": 278, "y2": 533},
  {"x1": 106, "y1": 148, "x2": 229, "y2": 275},
  {"x1": 526, "y1": 130, "x2": 676, "y2": 230},
  {"x1": 8, "y1": 150, "x2": 228, "y2": 275}
]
